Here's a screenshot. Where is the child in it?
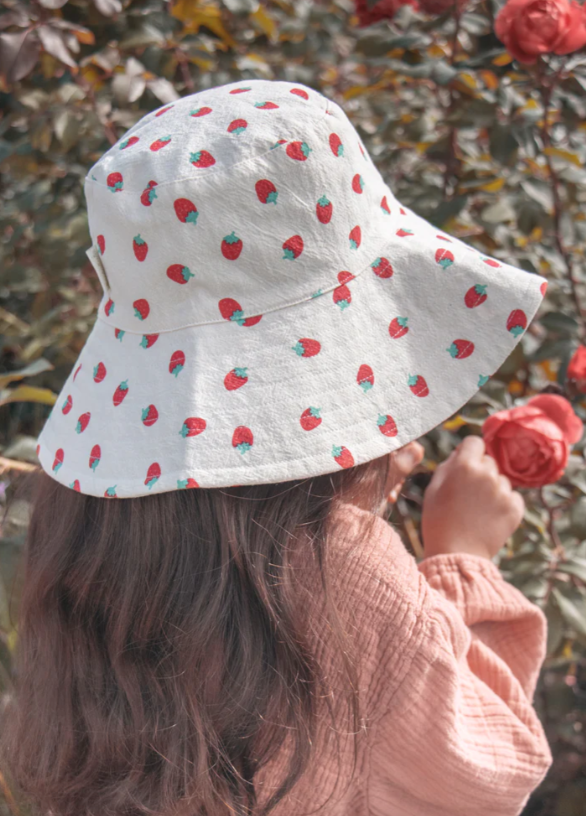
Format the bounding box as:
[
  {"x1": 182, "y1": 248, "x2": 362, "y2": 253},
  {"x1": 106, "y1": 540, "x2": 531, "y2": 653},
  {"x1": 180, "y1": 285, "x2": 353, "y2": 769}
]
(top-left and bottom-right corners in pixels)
[{"x1": 1, "y1": 80, "x2": 552, "y2": 816}]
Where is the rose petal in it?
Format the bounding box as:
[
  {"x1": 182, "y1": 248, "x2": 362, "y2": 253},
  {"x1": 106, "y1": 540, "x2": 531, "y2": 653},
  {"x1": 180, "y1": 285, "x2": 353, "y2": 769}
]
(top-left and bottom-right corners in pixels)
[{"x1": 528, "y1": 394, "x2": 583, "y2": 444}]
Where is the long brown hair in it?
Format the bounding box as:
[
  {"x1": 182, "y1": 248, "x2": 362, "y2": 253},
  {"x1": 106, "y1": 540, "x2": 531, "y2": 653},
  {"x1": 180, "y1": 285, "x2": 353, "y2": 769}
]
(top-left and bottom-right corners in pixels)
[{"x1": 1, "y1": 454, "x2": 393, "y2": 816}]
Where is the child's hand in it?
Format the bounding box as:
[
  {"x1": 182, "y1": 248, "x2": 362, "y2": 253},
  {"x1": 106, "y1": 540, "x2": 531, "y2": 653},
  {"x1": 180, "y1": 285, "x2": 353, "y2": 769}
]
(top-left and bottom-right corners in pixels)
[
  {"x1": 386, "y1": 441, "x2": 425, "y2": 503},
  {"x1": 421, "y1": 435, "x2": 525, "y2": 561}
]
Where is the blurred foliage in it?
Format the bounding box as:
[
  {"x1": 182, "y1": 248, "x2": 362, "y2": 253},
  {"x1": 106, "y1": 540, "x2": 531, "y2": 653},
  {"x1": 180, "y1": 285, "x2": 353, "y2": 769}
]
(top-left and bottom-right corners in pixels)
[{"x1": 1, "y1": 0, "x2": 586, "y2": 813}]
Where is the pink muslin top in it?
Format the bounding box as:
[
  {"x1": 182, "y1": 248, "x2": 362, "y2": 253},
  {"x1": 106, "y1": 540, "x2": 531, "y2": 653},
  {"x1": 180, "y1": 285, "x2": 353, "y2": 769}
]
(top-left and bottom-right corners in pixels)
[{"x1": 254, "y1": 500, "x2": 553, "y2": 815}]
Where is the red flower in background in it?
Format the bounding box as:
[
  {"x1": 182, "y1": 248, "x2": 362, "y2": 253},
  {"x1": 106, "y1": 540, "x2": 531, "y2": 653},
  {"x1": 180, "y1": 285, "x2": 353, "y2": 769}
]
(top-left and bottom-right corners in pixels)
[
  {"x1": 567, "y1": 345, "x2": 586, "y2": 393},
  {"x1": 355, "y1": 0, "x2": 417, "y2": 26},
  {"x1": 495, "y1": 0, "x2": 586, "y2": 64},
  {"x1": 482, "y1": 394, "x2": 583, "y2": 488}
]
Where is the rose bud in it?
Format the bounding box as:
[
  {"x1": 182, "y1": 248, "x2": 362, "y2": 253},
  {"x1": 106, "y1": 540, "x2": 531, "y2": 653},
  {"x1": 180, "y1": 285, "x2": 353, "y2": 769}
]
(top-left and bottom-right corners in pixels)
[
  {"x1": 482, "y1": 394, "x2": 583, "y2": 488},
  {"x1": 567, "y1": 345, "x2": 586, "y2": 394}
]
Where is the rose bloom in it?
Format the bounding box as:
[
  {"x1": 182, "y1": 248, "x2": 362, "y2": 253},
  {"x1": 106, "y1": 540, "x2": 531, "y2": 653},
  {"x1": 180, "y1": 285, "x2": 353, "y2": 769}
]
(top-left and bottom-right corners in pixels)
[
  {"x1": 355, "y1": 0, "x2": 417, "y2": 26},
  {"x1": 495, "y1": 0, "x2": 586, "y2": 64},
  {"x1": 567, "y1": 345, "x2": 586, "y2": 394},
  {"x1": 482, "y1": 393, "x2": 583, "y2": 488}
]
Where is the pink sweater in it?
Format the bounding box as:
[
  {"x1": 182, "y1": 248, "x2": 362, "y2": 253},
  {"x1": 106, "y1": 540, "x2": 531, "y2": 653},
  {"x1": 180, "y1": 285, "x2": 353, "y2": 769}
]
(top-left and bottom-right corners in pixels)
[{"x1": 255, "y1": 501, "x2": 553, "y2": 815}]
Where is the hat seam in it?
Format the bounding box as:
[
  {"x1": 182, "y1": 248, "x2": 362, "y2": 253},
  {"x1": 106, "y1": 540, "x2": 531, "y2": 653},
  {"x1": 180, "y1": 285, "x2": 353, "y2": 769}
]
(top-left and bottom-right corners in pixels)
[{"x1": 84, "y1": 99, "x2": 330, "y2": 194}]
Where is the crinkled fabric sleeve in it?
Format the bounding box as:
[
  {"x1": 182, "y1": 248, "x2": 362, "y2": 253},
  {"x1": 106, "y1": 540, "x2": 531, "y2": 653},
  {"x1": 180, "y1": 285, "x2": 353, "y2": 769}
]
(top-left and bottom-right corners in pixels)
[{"x1": 367, "y1": 551, "x2": 553, "y2": 816}]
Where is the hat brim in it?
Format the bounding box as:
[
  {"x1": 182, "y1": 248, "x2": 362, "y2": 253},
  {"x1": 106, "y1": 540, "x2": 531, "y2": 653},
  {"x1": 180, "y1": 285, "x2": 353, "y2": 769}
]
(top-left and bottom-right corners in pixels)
[{"x1": 37, "y1": 204, "x2": 546, "y2": 498}]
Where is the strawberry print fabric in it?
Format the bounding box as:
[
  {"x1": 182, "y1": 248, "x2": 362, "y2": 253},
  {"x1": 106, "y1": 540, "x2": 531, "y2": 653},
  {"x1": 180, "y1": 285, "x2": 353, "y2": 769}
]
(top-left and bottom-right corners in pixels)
[{"x1": 36, "y1": 79, "x2": 548, "y2": 497}]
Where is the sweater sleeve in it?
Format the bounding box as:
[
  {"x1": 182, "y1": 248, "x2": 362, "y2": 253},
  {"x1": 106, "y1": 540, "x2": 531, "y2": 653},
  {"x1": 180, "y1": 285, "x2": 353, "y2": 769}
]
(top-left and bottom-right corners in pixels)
[{"x1": 368, "y1": 552, "x2": 553, "y2": 816}]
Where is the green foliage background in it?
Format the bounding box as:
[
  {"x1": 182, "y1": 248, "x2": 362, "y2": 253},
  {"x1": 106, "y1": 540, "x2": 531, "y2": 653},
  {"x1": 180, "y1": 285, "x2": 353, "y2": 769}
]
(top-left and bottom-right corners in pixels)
[{"x1": 1, "y1": 0, "x2": 586, "y2": 813}]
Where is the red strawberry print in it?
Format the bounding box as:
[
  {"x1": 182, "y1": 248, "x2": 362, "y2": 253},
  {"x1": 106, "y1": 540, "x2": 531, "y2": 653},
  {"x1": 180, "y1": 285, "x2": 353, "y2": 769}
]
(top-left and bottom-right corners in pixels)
[
  {"x1": 283, "y1": 235, "x2": 303, "y2": 260},
  {"x1": 329, "y1": 133, "x2": 343, "y2": 157},
  {"x1": 62, "y1": 394, "x2": 73, "y2": 414},
  {"x1": 230, "y1": 87, "x2": 251, "y2": 94},
  {"x1": 113, "y1": 379, "x2": 129, "y2": 406},
  {"x1": 93, "y1": 362, "x2": 106, "y2": 383},
  {"x1": 167, "y1": 264, "x2": 194, "y2": 284},
  {"x1": 399, "y1": 207, "x2": 407, "y2": 215},
  {"x1": 352, "y1": 174, "x2": 364, "y2": 194},
  {"x1": 140, "y1": 333, "x2": 159, "y2": 349},
  {"x1": 349, "y1": 226, "x2": 361, "y2": 250},
  {"x1": 140, "y1": 180, "x2": 158, "y2": 206},
  {"x1": 540, "y1": 281, "x2": 548, "y2": 296},
  {"x1": 190, "y1": 106, "x2": 212, "y2": 117},
  {"x1": 436, "y1": 234, "x2": 452, "y2": 242},
  {"x1": 76, "y1": 412, "x2": 90, "y2": 434},
  {"x1": 396, "y1": 228, "x2": 413, "y2": 237},
  {"x1": 133, "y1": 298, "x2": 150, "y2": 321},
  {"x1": 228, "y1": 118, "x2": 248, "y2": 135},
  {"x1": 389, "y1": 316, "x2": 409, "y2": 339},
  {"x1": 316, "y1": 195, "x2": 332, "y2": 224},
  {"x1": 357, "y1": 364, "x2": 374, "y2": 393},
  {"x1": 190, "y1": 150, "x2": 215, "y2": 168},
  {"x1": 115, "y1": 328, "x2": 125, "y2": 341},
  {"x1": 52, "y1": 448, "x2": 64, "y2": 472},
  {"x1": 180, "y1": 417, "x2": 206, "y2": 438},
  {"x1": 97, "y1": 234, "x2": 105, "y2": 255},
  {"x1": 482, "y1": 257, "x2": 501, "y2": 268},
  {"x1": 70, "y1": 479, "x2": 81, "y2": 491},
  {"x1": 174, "y1": 198, "x2": 198, "y2": 225},
  {"x1": 169, "y1": 350, "x2": 185, "y2": 377},
  {"x1": 271, "y1": 139, "x2": 287, "y2": 149},
  {"x1": 145, "y1": 462, "x2": 160, "y2": 490},
  {"x1": 104, "y1": 298, "x2": 115, "y2": 317},
  {"x1": 177, "y1": 478, "x2": 199, "y2": 489},
  {"x1": 300, "y1": 407, "x2": 322, "y2": 431},
  {"x1": 141, "y1": 404, "x2": 158, "y2": 427},
  {"x1": 371, "y1": 257, "x2": 393, "y2": 278},
  {"x1": 333, "y1": 271, "x2": 353, "y2": 310},
  {"x1": 133, "y1": 234, "x2": 148, "y2": 262},
  {"x1": 73, "y1": 363, "x2": 82, "y2": 381},
  {"x1": 89, "y1": 444, "x2": 101, "y2": 471},
  {"x1": 120, "y1": 135, "x2": 139, "y2": 149},
  {"x1": 408, "y1": 374, "x2": 429, "y2": 397},
  {"x1": 381, "y1": 196, "x2": 391, "y2": 215},
  {"x1": 218, "y1": 297, "x2": 262, "y2": 327},
  {"x1": 221, "y1": 231, "x2": 243, "y2": 260},
  {"x1": 435, "y1": 248, "x2": 454, "y2": 269},
  {"x1": 107, "y1": 172, "x2": 123, "y2": 192},
  {"x1": 232, "y1": 425, "x2": 253, "y2": 454},
  {"x1": 377, "y1": 413, "x2": 398, "y2": 437},
  {"x1": 255, "y1": 179, "x2": 278, "y2": 204},
  {"x1": 290, "y1": 88, "x2": 309, "y2": 100},
  {"x1": 254, "y1": 101, "x2": 279, "y2": 110},
  {"x1": 155, "y1": 105, "x2": 174, "y2": 117},
  {"x1": 286, "y1": 140, "x2": 311, "y2": 161},
  {"x1": 104, "y1": 486, "x2": 117, "y2": 498},
  {"x1": 332, "y1": 445, "x2": 353, "y2": 468},
  {"x1": 292, "y1": 338, "x2": 321, "y2": 357},
  {"x1": 150, "y1": 136, "x2": 171, "y2": 151},
  {"x1": 224, "y1": 367, "x2": 248, "y2": 390},
  {"x1": 507, "y1": 309, "x2": 527, "y2": 337},
  {"x1": 447, "y1": 339, "x2": 475, "y2": 359},
  {"x1": 465, "y1": 284, "x2": 487, "y2": 308}
]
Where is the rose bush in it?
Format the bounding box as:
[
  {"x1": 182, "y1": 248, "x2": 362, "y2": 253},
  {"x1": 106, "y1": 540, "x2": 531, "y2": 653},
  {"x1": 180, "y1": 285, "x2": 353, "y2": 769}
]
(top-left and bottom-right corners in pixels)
[
  {"x1": 495, "y1": 0, "x2": 586, "y2": 65},
  {"x1": 567, "y1": 345, "x2": 586, "y2": 394},
  {"x1": 482, "y1": 394, "x2": 583, "y2": 488},
  {"x1": 355, "y1": 0, "x2": 416, "y2": 26}
]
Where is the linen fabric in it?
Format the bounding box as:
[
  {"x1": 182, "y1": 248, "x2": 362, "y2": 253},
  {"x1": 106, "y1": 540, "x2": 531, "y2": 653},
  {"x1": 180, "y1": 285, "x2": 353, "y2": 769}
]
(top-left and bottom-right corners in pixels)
[
  {"x1": 253, "y1": 501, "x2": 553, "y2": 814},
  {"x1": 36, "y1": 79, "x2": 548, "y2": 497}
]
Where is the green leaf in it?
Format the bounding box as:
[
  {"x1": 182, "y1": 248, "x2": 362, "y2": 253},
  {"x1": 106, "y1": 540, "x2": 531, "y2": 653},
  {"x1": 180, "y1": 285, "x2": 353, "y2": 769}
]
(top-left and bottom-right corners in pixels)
[
  {"x1": 557, "y1": 558, "x2": 586, "y2": 584},
  {"x1": 544, "y1": 597, "x2": 565, "y2": 655},
  {"x1": 552, "y1": 587, "x2": 586, "y2": 637},
  {"x1": 539, "y1": 312, "x2": 580, "y2": 336}
]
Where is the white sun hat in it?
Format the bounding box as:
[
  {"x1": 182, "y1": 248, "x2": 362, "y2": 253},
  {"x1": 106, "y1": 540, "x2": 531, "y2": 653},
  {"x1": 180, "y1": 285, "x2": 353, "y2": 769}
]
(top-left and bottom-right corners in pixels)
[{"x1": 36, "y1": 79, "x2": 547, "y2": 498}]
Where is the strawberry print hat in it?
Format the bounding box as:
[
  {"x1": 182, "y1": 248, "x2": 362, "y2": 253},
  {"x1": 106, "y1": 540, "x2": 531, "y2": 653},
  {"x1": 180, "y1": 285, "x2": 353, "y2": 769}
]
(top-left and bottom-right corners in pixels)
[{"x1": 36, "y1": 79, "x2": 548, "y2": 498}]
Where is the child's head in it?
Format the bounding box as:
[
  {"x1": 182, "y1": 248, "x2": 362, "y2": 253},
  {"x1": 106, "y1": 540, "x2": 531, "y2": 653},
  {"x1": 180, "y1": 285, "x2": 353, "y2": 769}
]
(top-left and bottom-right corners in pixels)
[{"x1": 4, "y1": 79, "x2": 545, "y2": 816}]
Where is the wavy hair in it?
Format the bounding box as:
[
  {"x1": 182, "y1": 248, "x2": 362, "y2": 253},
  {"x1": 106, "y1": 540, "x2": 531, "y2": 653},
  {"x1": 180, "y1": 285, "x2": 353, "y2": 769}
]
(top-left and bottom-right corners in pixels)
[{"x1": 1, "y1": 454, "x2": 392, "y2": 816}]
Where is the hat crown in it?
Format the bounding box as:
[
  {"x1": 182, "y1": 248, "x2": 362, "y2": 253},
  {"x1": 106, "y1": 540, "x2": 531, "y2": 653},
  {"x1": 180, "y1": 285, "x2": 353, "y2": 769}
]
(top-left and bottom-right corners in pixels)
[{"x1": 85, "y1": 80, "x2": 397, "y2": 333}]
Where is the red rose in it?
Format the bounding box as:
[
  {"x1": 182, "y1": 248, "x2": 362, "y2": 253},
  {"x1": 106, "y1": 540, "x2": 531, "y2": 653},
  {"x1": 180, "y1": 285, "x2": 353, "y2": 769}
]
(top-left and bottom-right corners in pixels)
[
  {"x1": 495, "y1": 0, "x2": 586, "y2": 64},
  {"x1": 567, "y1": 345, "x2": 586, "y2": 394},
  {"x1": 482, "y1": 394, "x2": 583, "y2": 488},
  {"x1": 355, "y1": 0, "x2": 418, "y2": 27}
]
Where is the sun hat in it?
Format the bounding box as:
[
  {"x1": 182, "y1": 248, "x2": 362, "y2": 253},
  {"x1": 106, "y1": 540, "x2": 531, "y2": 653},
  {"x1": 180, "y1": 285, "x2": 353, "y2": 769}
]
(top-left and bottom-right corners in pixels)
[{"x1": 35, "y1": 78, "x2": 548, "y2": 498}]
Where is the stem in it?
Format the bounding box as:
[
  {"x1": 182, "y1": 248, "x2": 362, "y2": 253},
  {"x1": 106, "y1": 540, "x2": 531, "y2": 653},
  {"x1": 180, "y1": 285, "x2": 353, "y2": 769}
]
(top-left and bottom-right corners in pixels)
[{"x1": 537, "y1": 58, "x2": 586, "y2": 340}]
